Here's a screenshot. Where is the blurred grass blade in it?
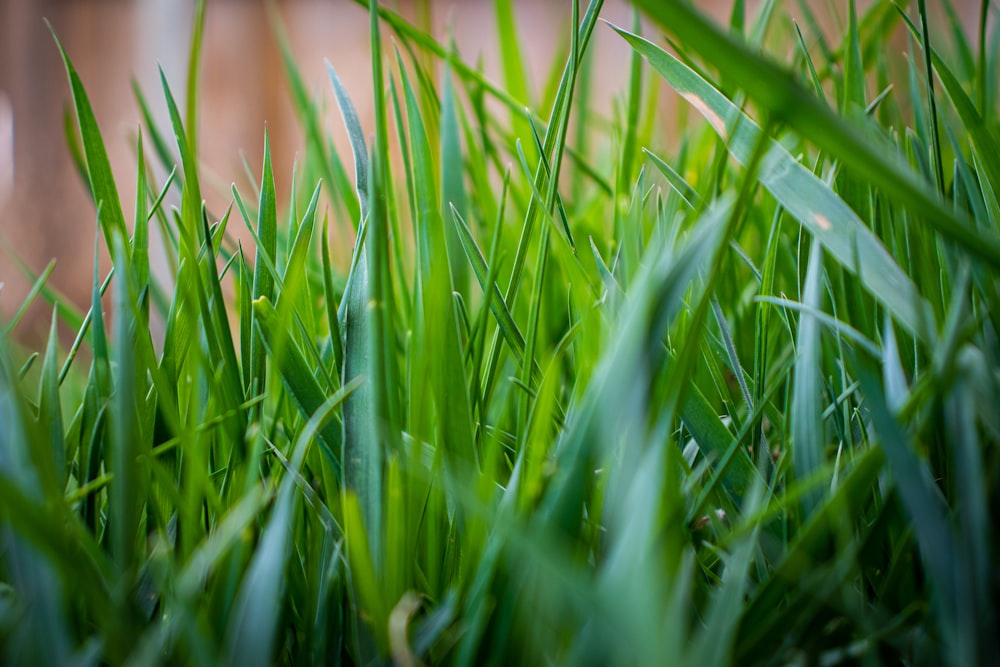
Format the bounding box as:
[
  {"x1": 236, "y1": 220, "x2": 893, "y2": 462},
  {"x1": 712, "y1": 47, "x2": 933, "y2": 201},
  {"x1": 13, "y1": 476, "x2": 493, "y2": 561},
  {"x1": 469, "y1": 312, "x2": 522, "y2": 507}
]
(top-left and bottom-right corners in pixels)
[
  {"x1": 618, "y1": 26, "x2": 935, "y2": 342},
  {"x1": 625, "y1": 2, "x2": 1000, "y2": 268}
]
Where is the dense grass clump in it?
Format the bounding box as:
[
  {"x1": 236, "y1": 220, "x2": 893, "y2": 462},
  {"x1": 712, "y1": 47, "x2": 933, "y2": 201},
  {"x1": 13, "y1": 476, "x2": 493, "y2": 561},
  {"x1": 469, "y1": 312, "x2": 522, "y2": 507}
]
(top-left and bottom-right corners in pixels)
[{"x1": 2, "y1": 0, "x2": 999, "y2": 664}]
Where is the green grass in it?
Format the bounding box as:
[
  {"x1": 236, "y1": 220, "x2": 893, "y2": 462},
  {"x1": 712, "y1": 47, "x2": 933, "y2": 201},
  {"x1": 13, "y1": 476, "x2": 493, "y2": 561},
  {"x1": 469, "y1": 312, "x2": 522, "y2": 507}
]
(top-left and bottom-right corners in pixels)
[{"x1": 2, "y1": 0, "x2": 999, "y2": 664}]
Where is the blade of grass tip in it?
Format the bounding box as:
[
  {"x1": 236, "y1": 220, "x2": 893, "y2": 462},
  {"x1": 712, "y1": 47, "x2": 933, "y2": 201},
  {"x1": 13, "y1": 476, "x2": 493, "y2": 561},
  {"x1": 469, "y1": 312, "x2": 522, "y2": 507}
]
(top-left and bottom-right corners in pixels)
[
  {"x1": 441, "y1": 66, "x2": 470, "y2": 302},
  {"x1": 159, "y1": 67, "x2": 202, "y2": 247},
  {"x1": 185, "y1": 0, "x2": 206, "y2": 158},
  {"x1": 793, "y1": 22, "x2": 829, "y2": 106},
  {"x1": 399, "y1": 59, "x2": 476, "y2": 468},
  {"x1": 62, "y1": 106, "x2": 89, "y2": 188},
  {"x1": 642, "y1": 148, "x2": 703, "y2": 210},
  {"x1": 590, "y1": 236, "x2": 622, "y2": 300},
  {"x1": 480, "y1": 0, "x2": 603, "y2": 410},
  {"x1": 131, "y1": 80, "x2": 176, "y2": 175},
  {"x1": 793, "y1": 0, "x2": 833, "y2": 66},
  {"x1": 194, "y1": 202, "x2": 245, "y2": 434},
  {"x1": 327, "y1": 56, "x2": 382, "y2": 554},
  {"x1": 37, "y1": 307, "x2": 65, "y2": 493},
  {"x1": 49, "y1": 23, "x2": 128, "y2": 249},
  {"x1": 1, "y1": 251, "x2": 85, "y2": 332},
  {"x1": 626, "y1": 1, "x2": 1000, "y2": 268},
  {"x1": 619, "y1": 28, "x2": 935, "y2": 344},
  {"x1": 275, "y1": 182, "x2": 322, "y2": 312},
  {"x1": 791, "y1": 238, "x2": 826, "y2": 516},
  {"x1": 249, "y1": 131, "x2": 277, "y2": 400}
]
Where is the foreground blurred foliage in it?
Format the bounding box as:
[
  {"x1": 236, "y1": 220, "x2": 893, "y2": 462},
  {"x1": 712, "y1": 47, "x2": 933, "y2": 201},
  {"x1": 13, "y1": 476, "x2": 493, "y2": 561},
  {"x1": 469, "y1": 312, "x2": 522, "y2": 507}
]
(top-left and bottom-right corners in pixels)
[{"x1": 2, "y1": 0, "x2": 998, "y2": 664}]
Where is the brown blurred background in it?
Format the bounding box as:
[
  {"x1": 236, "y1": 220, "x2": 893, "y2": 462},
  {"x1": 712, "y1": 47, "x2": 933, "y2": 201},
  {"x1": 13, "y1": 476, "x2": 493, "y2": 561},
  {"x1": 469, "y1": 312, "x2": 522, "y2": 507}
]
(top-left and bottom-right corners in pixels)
[{"x1": 0, "y1": 0, "x2": 983, "y2": 340}]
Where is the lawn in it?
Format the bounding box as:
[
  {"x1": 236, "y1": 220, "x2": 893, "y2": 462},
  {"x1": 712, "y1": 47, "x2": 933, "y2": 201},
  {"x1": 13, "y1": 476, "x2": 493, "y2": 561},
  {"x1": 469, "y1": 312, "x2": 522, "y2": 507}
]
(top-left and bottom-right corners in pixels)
[{"x1": 1, "y1": 0, "x2": 998, "y2": 665}]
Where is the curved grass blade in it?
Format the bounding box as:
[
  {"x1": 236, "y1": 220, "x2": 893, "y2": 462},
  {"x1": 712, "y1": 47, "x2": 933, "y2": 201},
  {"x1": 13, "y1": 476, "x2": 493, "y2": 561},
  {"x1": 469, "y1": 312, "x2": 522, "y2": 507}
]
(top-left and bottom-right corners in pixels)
[
  {"x1": 622, "y1": 4, "x2": 1000, "y2": 268},
  {"x1": 617, "y1": 26, "x2": 936, "y2": 343},
  {"x1": 49, "y1": 24, "x2": 128, "y2": 250}
]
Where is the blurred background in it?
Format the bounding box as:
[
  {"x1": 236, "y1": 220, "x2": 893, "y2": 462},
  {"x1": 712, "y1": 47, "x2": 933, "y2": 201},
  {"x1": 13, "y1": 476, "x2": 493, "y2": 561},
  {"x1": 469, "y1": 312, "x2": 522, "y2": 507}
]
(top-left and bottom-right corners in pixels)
[{"x1": 0, "y1": 0, "x2": 982, "y2": 339}]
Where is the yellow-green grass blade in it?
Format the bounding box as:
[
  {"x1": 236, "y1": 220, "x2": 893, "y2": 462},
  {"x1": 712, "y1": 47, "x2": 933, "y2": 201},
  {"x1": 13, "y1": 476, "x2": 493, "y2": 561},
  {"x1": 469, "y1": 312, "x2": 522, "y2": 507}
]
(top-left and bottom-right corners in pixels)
[
  {"x1": 249, "y1": 132, "x2": 278, "y2": 398},
  {"x1": 184, "y1": 0, "x2": 206, "y2": 158},
  {"x1": 440, "y1": 68, "x2": 470, "y2": 302}
]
